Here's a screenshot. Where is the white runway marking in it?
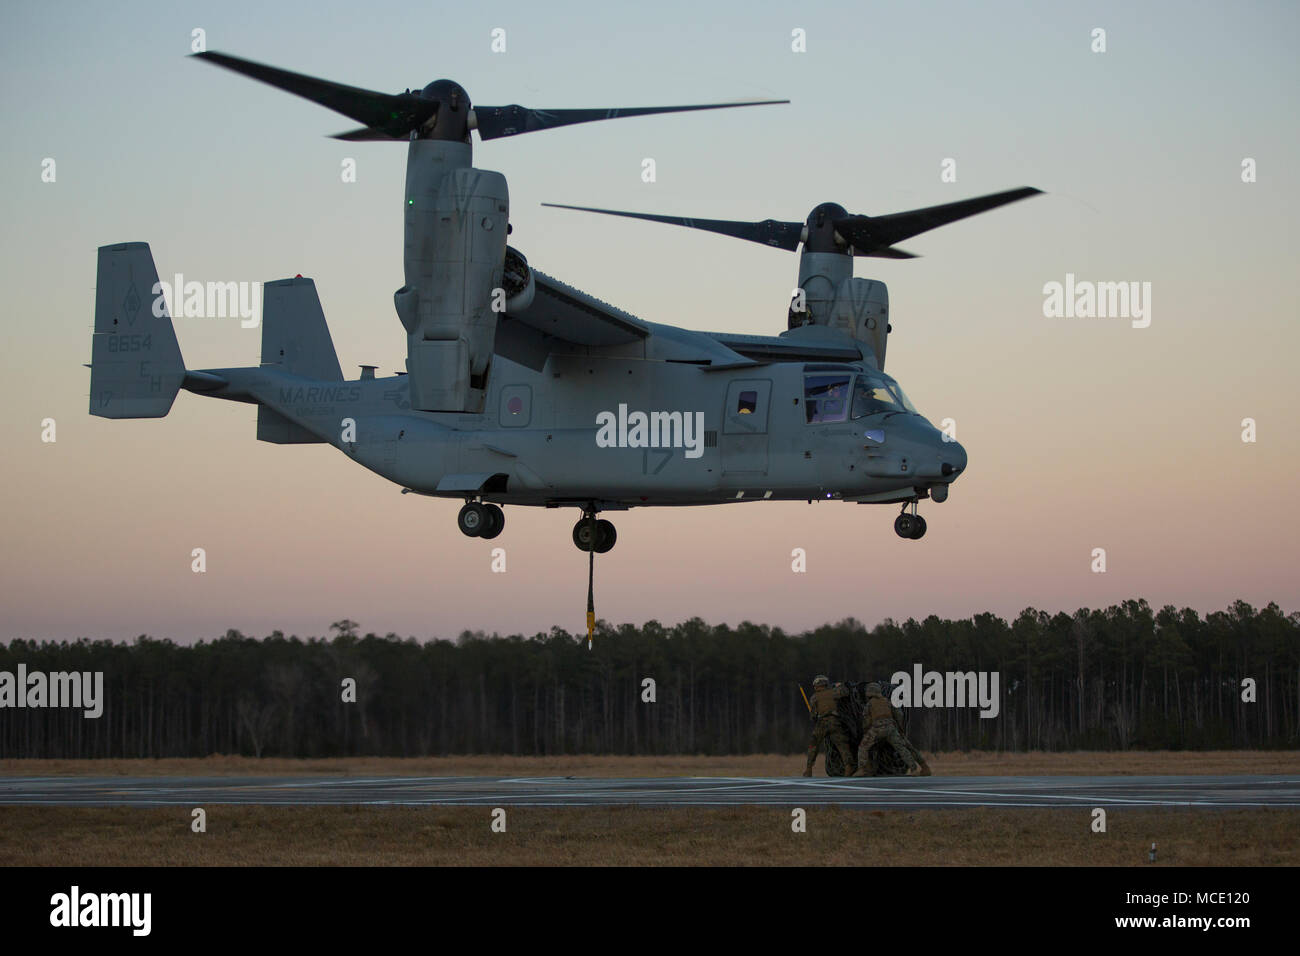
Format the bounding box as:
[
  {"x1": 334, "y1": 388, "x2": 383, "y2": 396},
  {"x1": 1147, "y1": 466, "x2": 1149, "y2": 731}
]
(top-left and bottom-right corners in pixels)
[{"x1": 0, "y1": 774, "x2": 1297, "y2": 809}]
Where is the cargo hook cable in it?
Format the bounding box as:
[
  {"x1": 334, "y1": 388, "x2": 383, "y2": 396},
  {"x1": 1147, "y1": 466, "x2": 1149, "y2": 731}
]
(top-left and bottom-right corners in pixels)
[{"x1": 585, "y1": 515, "x2": 596, "y2": 649}]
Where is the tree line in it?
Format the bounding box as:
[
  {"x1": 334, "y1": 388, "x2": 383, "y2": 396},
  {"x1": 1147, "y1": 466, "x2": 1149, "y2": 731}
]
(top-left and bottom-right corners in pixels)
[{"x1": 1, "y1": 599, "x2": 1296, "y2": 758}]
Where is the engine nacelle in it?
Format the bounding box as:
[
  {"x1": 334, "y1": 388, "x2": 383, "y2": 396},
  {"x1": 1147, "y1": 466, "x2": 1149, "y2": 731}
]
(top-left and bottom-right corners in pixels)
[
  {"x1": 400, "y1": 139, "x2": 509, "y2": 413},
  {"x1": 790, "y1": 251, "x2": 852, "y2": 329},
  {"x1": 830, "y1": 277, "x2": 889, "y2": 370}
]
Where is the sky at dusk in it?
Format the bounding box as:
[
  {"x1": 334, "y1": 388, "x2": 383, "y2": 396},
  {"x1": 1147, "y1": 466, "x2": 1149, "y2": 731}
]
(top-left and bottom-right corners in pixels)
[{"x1": 2, "y1": 0, "x2": 1297, "y2": 643}]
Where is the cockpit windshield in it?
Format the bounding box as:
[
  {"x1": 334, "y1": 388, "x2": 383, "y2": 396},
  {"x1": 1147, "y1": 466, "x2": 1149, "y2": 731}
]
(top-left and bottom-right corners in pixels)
[
  {"x1": 885, "y1": 376, "x2": 919, "y2": 414},
  {"x1": 851, "y1": 374, "x2": 918, "y2": 419}
]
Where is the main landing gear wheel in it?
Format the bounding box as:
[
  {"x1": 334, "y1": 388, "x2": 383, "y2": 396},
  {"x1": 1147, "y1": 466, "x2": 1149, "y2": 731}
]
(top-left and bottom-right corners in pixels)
[
  {"x1": 572, "y1": 517, "x2": 617, "y2": 553},
  {"x1": 480, "y1": 504, "x2": 505, "y2": 539},
  {"x1": 458, "y1": 502, "x2": 488, "y2": 537}
]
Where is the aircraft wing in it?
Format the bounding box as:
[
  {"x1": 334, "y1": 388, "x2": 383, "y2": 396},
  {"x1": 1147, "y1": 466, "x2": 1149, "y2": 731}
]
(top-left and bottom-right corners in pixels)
[
  {"x1": 703, "y1": 330, "x2": 863, "y2": 364},
  {"x1": 496, "y1": 269, "x2": 864, "y2": 369},
  {"x1": 506, "y1": 270, "x2": 650, "y2": 346}
]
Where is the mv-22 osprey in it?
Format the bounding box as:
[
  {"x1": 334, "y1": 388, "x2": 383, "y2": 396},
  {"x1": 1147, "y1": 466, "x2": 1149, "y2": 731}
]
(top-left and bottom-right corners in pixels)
[{"x1": 90, "y1": 52, "x2": 1041, "y2": 557}]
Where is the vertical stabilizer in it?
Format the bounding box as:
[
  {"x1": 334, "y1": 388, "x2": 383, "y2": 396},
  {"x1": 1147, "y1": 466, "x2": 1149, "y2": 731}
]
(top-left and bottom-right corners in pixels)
[
  {"x1": 259, "y1": 276, "x2": 343, "y2": 381},
  {"x1": 89, "y1": 242, "x2": 186, "y2": 418},
  {"x1": 257, "y1": 276, "x2": 341, "y2": 444}
]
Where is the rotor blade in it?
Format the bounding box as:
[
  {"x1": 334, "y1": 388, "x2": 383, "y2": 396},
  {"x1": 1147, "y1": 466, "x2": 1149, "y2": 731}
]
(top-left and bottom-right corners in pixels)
[
  {"x1": 476, "y1": 99, "x2": 788, "y2": 140},
  {"x1": 193, "y1": 51, "x2": 435, "y2": 137},
  {"x1": 331, "y1": 126, "x2": 405, "y2": 141},
  {"x1": 835, "y1": 187, "x2": 1042, "y2": 254},
  {"x1": 863, "y1": 246, "x2": 919, "y2": 259},
  {"x1": 542, "y1": 203, "x2": 804, "y2": 251}
]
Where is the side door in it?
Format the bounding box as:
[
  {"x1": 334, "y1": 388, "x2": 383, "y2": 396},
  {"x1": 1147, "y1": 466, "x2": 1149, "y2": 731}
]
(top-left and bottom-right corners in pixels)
[{"x1": 721, "y1": 379, "x2": 772, "y2": 475}]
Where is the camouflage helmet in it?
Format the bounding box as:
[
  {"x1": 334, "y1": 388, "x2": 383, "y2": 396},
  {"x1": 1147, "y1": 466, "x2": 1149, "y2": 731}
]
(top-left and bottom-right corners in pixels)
[
  {"x1": 864, "y1": 682, "x2": 883, "y2": 697},
  {"x1": 812, "y1": 675, "x2": 830, "y2": 688}
]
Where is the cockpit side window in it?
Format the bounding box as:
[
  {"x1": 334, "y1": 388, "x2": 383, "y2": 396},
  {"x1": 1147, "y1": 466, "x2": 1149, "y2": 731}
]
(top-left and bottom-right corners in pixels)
[
  {"x1": 804, "y1": 374, "x2": 851, "y2": 424},
  {"x1": 852, "y1": 377, "x2": 906, "y2": 419}
]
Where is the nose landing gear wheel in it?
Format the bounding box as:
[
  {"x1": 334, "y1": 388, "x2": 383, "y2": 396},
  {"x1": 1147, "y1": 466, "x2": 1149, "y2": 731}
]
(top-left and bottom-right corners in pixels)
[
  {"x1": 458, "y1": 502, "x2": 488, "y2": 537},
  {"x1": 894, "y1": 508, "x2": 927, "y2": 539}
]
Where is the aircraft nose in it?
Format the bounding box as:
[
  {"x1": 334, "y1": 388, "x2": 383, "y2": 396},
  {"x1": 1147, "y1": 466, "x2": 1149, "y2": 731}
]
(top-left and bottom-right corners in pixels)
[{"x1": 940, "y1": 440, "x2": 968, "y2": 478}]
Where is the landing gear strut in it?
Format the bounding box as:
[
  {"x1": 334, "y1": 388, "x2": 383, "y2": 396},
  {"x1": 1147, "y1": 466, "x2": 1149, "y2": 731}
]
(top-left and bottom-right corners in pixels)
[
  {"x1": 894, "y1": 500, "x2": 927, "y2": 540},
  {"x1": 458, "y1": 501, "x2": 504, "y2": 539}
]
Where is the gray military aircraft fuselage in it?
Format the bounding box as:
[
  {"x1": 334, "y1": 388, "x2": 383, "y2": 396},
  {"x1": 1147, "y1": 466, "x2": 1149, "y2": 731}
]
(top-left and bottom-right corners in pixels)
[
  {"x1": 194, "y1": 317, "x2": 962, "y2": 508},
  {"x1": 91, "y1": 52, "x2": 1036, "y2": 552}
]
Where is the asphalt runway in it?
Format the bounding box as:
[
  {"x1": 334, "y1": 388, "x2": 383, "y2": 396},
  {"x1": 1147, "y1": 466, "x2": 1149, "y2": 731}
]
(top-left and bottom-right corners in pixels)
[{"x1": 1, "y1": 774, "x2": 1297, "y2": 809}]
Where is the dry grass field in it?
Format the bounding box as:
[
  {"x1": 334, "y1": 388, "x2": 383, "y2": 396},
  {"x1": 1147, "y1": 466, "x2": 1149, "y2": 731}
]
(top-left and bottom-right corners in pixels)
[
  {"x1": 0, "y1": 804, "x2": 1295, "y2": 866},
  {"x1": 4, "y1": 750, "x2": 1299, "y2": 779}
]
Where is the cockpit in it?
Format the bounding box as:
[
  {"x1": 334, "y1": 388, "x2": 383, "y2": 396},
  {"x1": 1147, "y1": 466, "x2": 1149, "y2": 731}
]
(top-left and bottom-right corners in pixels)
[
  {"x1": 797, "y1": 363, "x2": 967, "y2": 521},
  {"x1": 804, "y1": 369, "x2": 918, "y2": 424}
]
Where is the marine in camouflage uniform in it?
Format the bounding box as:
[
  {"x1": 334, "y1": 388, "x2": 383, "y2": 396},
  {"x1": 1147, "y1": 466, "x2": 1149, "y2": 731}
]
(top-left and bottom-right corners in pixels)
[
  {"x1": 853, "y1": 682, "x2": 931, "y2": 776},
  {"x1": 802, "y1": 675, "x2": 857, "y2": 777}
]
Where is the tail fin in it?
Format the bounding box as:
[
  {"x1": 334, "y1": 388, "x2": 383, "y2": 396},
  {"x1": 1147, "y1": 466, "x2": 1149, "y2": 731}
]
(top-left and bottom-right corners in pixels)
[
  {"x1": 257, "y1": 277, "x2": 343, "y2": 445},
  {"x1": 260, "y1": 277, "x2": 342, "y2": 380},
  {"x1": 90, "y1": 242, "x2": 186, "y2": 418}
]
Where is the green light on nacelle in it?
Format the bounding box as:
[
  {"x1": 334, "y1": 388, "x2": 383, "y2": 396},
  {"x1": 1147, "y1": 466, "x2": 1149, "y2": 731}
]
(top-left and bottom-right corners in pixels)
[{"x1": 407, "y1": 198, "x2": 414, "y2": 206}]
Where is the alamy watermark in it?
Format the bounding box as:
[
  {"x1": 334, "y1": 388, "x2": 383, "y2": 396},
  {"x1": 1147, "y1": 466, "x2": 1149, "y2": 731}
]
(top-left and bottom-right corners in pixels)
[
  {"x1": 50, "y1": 886, "x2": 150, "y2": 936},
  {"x1": 595, "y1": 404, "x2": 706, "y2": 459},
  {"x1": 890, "y1": 664, "x2": 1000, "y2": 718},
  {"x1": 1042, "y1": 273, "x2": 1151, "y2": 328},
  {"x1": 0, "y1": 665, "x2": 103, "y2": 718},
  {"x1": 152, "y1": 273, "x2": 261, "y2": 328}
]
